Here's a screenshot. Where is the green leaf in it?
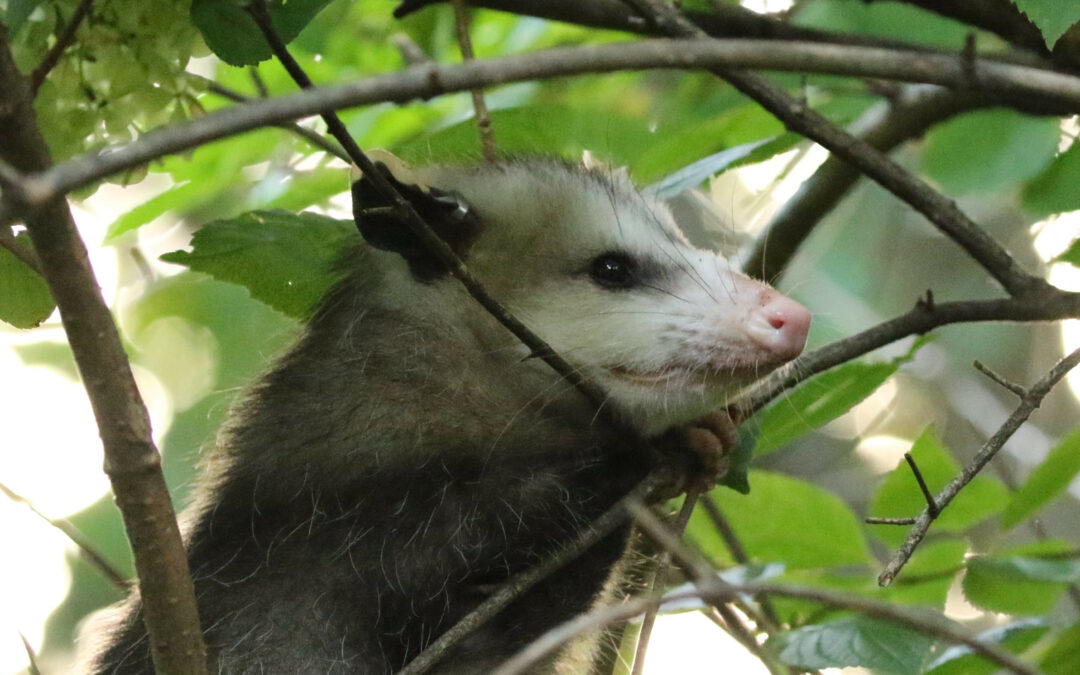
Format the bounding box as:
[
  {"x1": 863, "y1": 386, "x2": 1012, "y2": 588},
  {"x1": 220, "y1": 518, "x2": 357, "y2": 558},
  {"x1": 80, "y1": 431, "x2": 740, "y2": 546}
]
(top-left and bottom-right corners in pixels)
[
  {"x1": 4, "y1": 0, "x2": 42, "y2": 35},
  {"x1": 190, "y1": 0, "x2": 334, "y2": 66},
  {"x1": 869, "y1": 427, "x2": 1009, "y2": 547},
  {"x1": 1041, "y1": 621, "x2": 1080, "y2": 675},
  {"x1": 1003, "y1": 425, "x2": 1080, "y2": 529},
  {"x1": 688, "y1": 471, "x2": 874, "y2": 569},
  {"x1": 752, "y1": 337, "x2": 927, "y2": 455},
  {"x1": 0, "y1": 232, "x2": 55, "y2": 328},
  {"x1": 1024, "y1": 141, "x2": 1080, "y2": 218},
  {"x1": 1011, "y1": 1, "x2": 1079, "y2": 48},
  {"x1": 160, "y1": 210, "x2": 357, "y2": 318},
  {"x1": 769, "y1": 615, "x2": 933, "y2": 674},
  {"x1": 885, "y1": 539, "x2": 966, "y2": 608},
  {"x1": 922, "y1": 110, "x2": 1060, "y2": 194},
  {"x1": 963, "y1": 550, "x2": 1078, "y2": 615},
  {"x1": 926, "y1": 619, "x2": 1049, "y2": 675},
  {"x1": 644, "y1": 137, "x2": 776, "y2": 199}
]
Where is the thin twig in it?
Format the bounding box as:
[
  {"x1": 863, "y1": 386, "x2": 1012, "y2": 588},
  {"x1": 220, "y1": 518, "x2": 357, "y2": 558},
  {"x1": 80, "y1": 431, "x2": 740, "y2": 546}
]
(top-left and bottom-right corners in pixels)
[
  {"x1": 879, "y1": 346, "x2": 1080, "y2": 586},
  {"x1": 974, "y1": 359, "x2": 1028, "y2": 398},
  {"x1": 397, "y1": 472, "x2": 670, "y2": 675},
  {"x1": 904, "y1": 453, "x2": 938, "y2": 517},
  {"x1": 202, "y1": 79, "x2": 349, "y2": 160},
  {"x1": 30, "y1": 0, "x2": 94, "y2": 92},
  {"x1": 452, "y1": 0, "x2": 497, "y2": 161},
  {"x1": 0, "y1": 482, "x2": 128, "y2": 589},
  {"x1": 630, "y1": 488, "x2": 701, "y2": 675},
  {"x1": 865, "y1": 516, "x2": 918, "y2": 526},
  {"x1": 699, "y1": 495, "x2": 781, "y2": 630}
]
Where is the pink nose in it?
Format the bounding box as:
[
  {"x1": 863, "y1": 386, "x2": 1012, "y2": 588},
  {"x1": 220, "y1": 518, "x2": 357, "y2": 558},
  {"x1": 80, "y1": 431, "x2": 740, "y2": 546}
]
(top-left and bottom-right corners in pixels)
[{"x1": 747, "y1": 290, "x2": 811, "y2": 361}]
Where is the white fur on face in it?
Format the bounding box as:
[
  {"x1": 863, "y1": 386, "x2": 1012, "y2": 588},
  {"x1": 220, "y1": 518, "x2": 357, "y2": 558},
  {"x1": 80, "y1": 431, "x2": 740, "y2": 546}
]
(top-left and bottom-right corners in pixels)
[{"x1": 429, "y1": 161, "x2": 809, "y2": 435}]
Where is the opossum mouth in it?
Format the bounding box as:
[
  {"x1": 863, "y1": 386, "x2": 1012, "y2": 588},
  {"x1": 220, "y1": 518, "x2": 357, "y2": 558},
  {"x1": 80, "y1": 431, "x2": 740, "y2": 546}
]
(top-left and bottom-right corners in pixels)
[{"x1": 606, "y1": 365, "x2": 692, "y2": 386}]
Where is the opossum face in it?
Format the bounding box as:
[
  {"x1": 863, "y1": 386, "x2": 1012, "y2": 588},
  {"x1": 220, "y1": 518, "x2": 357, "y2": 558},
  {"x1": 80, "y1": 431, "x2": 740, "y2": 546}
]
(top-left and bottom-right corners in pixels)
[{"x1": 353, "y1": 158, "x2": 810, "y2": 435}]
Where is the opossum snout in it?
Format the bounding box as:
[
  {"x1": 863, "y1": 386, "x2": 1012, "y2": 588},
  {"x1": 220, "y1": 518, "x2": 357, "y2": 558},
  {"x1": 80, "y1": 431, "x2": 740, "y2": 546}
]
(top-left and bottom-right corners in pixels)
[{"x1": 745, "y1": 289, "x2": 811, "y2": 362}]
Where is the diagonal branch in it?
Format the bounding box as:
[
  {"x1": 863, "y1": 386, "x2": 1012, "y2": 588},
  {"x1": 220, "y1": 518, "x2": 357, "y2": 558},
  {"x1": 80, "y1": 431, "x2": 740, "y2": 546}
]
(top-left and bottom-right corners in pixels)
[
  {"x1": 878, "y1": 346, "x2": 1080, "y2": 586},
  {"x1": 29, "y1": 0, "x2": 94, "y2": 92}
]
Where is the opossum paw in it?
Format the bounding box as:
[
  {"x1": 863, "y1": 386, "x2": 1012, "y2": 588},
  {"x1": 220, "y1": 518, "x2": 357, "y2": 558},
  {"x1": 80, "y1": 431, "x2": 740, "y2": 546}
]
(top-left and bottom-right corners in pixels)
[{"x1": 652, "y1": 411, "x2": 737, "y2": 499}]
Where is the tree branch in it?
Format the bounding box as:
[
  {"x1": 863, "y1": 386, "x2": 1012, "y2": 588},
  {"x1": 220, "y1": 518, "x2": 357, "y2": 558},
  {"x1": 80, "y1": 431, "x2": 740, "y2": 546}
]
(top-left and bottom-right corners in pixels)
[
  {"x1": 493, "y1": 503, "x2": 1038, "y2": 675},
  {"x1": 0, "y1": 26, "x2": 207, "y2": 675},
  {"x1": 744, "y1": 87, "x2": 998, "y2": 281},
  {"x1": 13, "y1": 39, "x2": 1080, "y2": 207},
  {"x1": 878, "y1": 346, "x2": 1080, "y2": 586},
  {"x1": 739, "y1": 291, "x2": 1080, "y2": 414}
]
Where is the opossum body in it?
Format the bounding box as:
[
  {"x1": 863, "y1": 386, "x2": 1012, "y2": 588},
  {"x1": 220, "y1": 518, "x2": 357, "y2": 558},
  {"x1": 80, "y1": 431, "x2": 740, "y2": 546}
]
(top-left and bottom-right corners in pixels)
[{"x1": 86, "y1": 157, "x2": 810, "y2": 674}]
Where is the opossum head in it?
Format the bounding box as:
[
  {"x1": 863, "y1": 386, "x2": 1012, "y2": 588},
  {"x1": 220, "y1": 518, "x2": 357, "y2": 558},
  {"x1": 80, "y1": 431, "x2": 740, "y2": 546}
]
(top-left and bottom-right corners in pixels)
[{"x1": 352, "y1": 155, "x2": 810, "y2": 435}]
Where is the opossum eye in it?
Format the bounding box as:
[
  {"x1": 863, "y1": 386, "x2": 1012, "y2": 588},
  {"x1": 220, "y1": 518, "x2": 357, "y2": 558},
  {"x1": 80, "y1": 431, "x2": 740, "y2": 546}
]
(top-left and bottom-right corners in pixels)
[{"x1": 589, "y1": 253, "x2": 637, "y2": 289}]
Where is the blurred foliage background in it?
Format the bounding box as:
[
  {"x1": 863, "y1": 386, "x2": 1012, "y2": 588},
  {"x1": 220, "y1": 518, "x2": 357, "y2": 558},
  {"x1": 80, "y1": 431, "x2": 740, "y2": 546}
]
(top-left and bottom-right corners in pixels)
[{"x1": 3, "y1": 0, "x2": 1080, "y2": 673}]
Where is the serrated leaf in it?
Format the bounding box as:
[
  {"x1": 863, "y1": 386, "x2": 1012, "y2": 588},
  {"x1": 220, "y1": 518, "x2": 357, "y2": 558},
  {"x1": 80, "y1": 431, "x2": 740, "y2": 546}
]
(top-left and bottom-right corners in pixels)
[
  {"x1": 963, "y1": 554, "x2": 1075, "y2": 615},
  {"x1": 1023, "y1": 141, "x2": 1080, "y2": 218},
  {"x1": 160, "y1": 210, "x2": 357, "y2": 318},
  {"x1": 869, "y1": 427, "x2": 1009, "y2": 547},
  {"x1": 644, "y1": 137, "x2": 776, "y2": 199},
  {"x1": 753, "y1": 338, "x2": 927, "y2": 455},
  {"x1": 922, "y1": 110, "x2": 1060, "y2": 194},
  {"x1": 688, "y1": 470, "x2": 874, "y2": 569},
  {"x1": 0, "y1": 232, "x2": 55, "y2": 328},
  {"x1": 926, "y1": 618, "x2": 1048, "y2": 675},
  {"x1": 190, "y1": 0, "x2": 334, "y2": 66},
  {"x1": 1011, "y1": 0, "x2": 1079, "y2": 48},
  {"x1": 769, "y1": 615, "x2": 934, "y2": 674},
  {"x1": 1041, "y1": 621, "x2": 1080, "y2": 675},
  {"x1": 1003, "y1": 425, "x2": 1080, "y2": 529}
]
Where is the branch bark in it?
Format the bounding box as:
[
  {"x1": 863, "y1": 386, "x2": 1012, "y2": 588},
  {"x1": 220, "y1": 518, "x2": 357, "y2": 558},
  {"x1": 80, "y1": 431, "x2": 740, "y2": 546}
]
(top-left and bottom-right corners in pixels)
[
  {"x1": 10, "y1": 39, "x2": 1079, "y2": 209},
  {"x1": 878, "y1": 346, "x2": 1080, "y2": 586},
  {"x1": 0, "y1": 25, "x2": 207, "y2": 675}
]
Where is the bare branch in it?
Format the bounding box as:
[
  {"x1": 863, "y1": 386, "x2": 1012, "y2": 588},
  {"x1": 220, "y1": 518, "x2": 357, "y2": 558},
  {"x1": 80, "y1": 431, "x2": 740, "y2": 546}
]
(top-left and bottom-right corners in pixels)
[
  {"x1": 904, "y1": 452, "x2": 939, "y2": 517},
  {"x1": 493, "y1": 502, "x2": 1039, "y2": 675},
  {"x1": 631, "y1": 488, "x2": 701, "y2": 675},
  {"x1": 974, "y1": 359, "x2": 1029, "y2": 398},
  {"x1": 14, "y1": 39, "x2": 1080, "y2": 207},
  {"x1": 739, "y1": 292, "x2": 1080, "y2": 414},
  {"x1": 0, "y1": 29, "x2": 207, "y2": 675},
  {"x1": 452, "y1": 0, "x2": 498, "y2": 161},
  {"x1": 879, "y1": 346, "x2": 1080, "y2": 586},
  {"x1": 744, "y1": 87, "x2": 998, "y2": 282}
]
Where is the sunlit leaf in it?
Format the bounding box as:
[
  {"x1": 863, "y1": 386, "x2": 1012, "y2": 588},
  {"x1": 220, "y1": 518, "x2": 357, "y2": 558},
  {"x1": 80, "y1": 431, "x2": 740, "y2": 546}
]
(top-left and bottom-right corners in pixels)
[
  {"x1": 922, "y1": 110, "x2": 1059, "y2": 194},
  {"x1": 962, "y1": 541, "x2": 1078, "y2": 615},
  {"x1": 688, "y1": 471, "x2": 874, "y2": 569},
  {"x1": 1002, "y1": 425, "x2": 1080, "y2": 529},
  {"x1": 1041, "y1": 621, "x2": 1080, "y2": 675},
  {"x1": 1011, "y1": 0, "x2": 1080, "y2": 48},
  {"x1": 191, "y1": 0, "x2": 335, "y2": 66},
  {"x1": 769, "y1": 615, "x2": 933, "y2": 674},
  {"x1": 0, "y1": 232, "x2": 55, "y2": 328},
  {"x1": 160, "y1": 210, "x2": 356, "y2": 318},
  {"x1": 926, "y1": 619, "x2": 1049, "y2": 675},
  {"x1": 1024, "y1": 141, "x2": 1080, "y2": 218},
  {"x1": 753, "y1": 337, "x2": 927, "y2": 455}
]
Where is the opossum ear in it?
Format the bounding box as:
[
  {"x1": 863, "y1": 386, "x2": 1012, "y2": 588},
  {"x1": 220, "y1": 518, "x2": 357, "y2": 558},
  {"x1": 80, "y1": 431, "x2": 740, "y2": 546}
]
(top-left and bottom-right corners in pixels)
[{"x1": 351, "y1": 151, "x2": 481, "y2": 282}]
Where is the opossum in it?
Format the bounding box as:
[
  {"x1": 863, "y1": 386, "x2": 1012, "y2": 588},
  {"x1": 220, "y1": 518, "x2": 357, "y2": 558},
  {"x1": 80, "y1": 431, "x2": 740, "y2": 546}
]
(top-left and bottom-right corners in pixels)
[{"x1": 85, "y1": 155, "x2": 810, "y2": 674}]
